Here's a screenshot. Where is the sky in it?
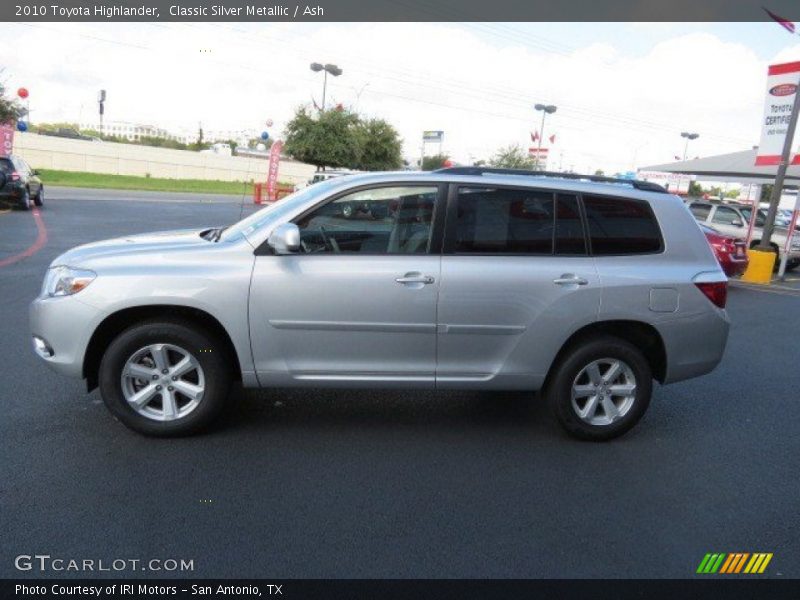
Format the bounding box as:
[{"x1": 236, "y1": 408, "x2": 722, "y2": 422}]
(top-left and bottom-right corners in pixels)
[{"x1": 2, "y1": 20, "x2": 800, "y2": 173}]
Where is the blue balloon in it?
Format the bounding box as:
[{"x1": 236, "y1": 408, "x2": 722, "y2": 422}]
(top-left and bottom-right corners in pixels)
[
  {"x1": 260, "y1": 131, "x2": 269, "y2": 140},
  {"x1": 16, "y1": 120, "x2": 28, "y2": 132}
]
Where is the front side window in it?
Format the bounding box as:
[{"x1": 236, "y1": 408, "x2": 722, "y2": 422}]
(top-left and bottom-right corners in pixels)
[
  {"x1": 739, "y1": 207, "x2": 766, "y2": 228},
  {"x1": 583, "y1": 194, "x2": 662, "y2": 255},
  {"x1": 295, "y1": 185, "x2": 438, "y2": 254},
  {"x1": 454, "y1": 187, "x2": 555, "y2": 254}
]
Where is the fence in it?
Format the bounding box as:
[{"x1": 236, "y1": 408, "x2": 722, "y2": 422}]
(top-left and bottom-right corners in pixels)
[{"x1": 12, "y1": 132, "x2": 317, "y2": 186}]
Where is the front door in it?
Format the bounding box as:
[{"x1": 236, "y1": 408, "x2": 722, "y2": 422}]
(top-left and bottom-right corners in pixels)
[{"x1": 249, "y1": 184, "x2": 443, "y2": 387}]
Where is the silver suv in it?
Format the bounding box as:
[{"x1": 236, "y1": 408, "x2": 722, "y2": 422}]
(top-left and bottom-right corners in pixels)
[{"x1": 29, "y1": 168, "x2": 730, "y2": 440}]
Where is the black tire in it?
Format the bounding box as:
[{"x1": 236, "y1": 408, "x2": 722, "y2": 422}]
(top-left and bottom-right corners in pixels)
[
  {"x1": 98, "y1": 319, "x2": 232, "y2": 436},
  {"x1": 33, "y1": 186, "x2": 44, "y2": 207},
  {"x1": 546, "y1": 335, "x2": 652, "y2": 441},
  {"x1": 19, "y1": 188, "x2": 31, "y2": 211}
]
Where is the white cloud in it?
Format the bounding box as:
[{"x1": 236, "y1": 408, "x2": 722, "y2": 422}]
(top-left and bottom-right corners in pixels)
[{"x1": 0, "y1": 22, "x2": 772, "y2": 173}]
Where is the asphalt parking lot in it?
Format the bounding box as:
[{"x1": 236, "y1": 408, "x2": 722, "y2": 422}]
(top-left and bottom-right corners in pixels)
[{"x1": 1, "y1": 187, "x2": 799, "y2": 579}]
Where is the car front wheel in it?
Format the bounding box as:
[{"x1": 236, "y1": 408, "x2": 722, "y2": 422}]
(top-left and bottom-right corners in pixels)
[
  {"x1": 98, "y1": 319, "x2": 232, "y2": 436},
  {"x1": 33, "y1": 187, "x2": 44, "y2": 207},
  {"x1": 547, "y1": 336, "x2": 652, "y2": 441}
]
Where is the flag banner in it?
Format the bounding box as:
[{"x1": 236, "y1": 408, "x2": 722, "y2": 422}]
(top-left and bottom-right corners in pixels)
[
  {"x1": 755, "y1": 61, "x2": 800, "y2": 166},
  {"x1": 266, "y1": 140, "x2": 284, "y2": 201},
  {"x1": 0, "y1": 122, "x2": 14, "y2": 157}
]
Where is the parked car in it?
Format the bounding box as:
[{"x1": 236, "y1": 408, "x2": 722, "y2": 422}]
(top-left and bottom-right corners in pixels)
[
  {"x1": 0, "y1": 155, "x2": 44, "y2": 210},
  {"x1": 699, "y1": 223, "x2": 748, "y2": 277},
  {"x1": 687, "y1": 200, "x2": 800, "y2": 271},
  {"x1": 30, "y1": 168, "x2": 730, "y2": 441}
]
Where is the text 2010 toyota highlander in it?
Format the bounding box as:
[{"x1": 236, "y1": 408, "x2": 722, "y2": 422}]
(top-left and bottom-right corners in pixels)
[{"x1": 29, "y1": 168, "x2": 730, "y2": 440}]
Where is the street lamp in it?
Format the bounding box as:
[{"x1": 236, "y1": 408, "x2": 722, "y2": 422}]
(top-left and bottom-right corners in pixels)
[
  {"x1": 534, "y1": 103, "x2": 557, "y2": 170},
  {"x1": 310, "y1": 62, "x2": 343, "y2": 111},
  {"x1": 680, "y1": 131, "x2": 699, "y2": 161}
]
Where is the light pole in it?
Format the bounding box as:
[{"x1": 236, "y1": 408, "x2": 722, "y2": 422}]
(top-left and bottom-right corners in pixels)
[
  {"x1": 681, "y1": 131, "x2": 699, "y2": 161},
  {"x1": 534, "y1": 103, "x2": 557, "y2": 170},
  {"x1": 97, "y1": 89, "x2": 106, "y2": 134},
  {"x1": 310, "y1": 62, "x2": 343, "y2": 111}
]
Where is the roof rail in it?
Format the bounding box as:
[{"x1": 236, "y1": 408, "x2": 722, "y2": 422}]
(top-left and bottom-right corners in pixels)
[{"x1": 433, "y1": 166, "x2": 668, "y2": 193}]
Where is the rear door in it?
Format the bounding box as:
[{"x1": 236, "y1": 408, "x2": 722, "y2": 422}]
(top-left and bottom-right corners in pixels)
[{"x1": 436, "y1": 185, "x2": 601, "y2": 389}]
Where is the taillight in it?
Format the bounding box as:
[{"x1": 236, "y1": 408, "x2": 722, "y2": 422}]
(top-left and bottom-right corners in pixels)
[
  {"x1": 695, "y1": 281, "x2": 727, "y2": 308},
  {"x1": 9, "y1": 171, "x2": 20, "y2": 181}
]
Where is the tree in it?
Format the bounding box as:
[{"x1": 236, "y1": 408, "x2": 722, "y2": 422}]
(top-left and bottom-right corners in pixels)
[
  {"x1": 0, "y1": 83, "x2": 23, "y2": 124},
  {"x1": 354, "y1": 118, "x2": 402, "y2": 171},
  {"x1": 421, "y1": 153, "x2": 449, "y2": 171},
  {"x1": 284, "y1": 106, "x2": 360, "y2": 170},
  {"x1": 688, "y1": 181, "x2": 703, "y2": 197},
  {"x1": 489, "y1": 145, "x2": 534, "y2": 169},
  {"x1": 594, "y1": 169, "x2": 605, "y2": 176}
]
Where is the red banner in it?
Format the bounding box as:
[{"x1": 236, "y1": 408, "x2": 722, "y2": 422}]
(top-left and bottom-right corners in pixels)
[
  {"x1": 266, "y1": 140, "x2": 283, "y2": 201},
  {"x1": 0, "y1": 122, "x2": 14, "y2": 157}
]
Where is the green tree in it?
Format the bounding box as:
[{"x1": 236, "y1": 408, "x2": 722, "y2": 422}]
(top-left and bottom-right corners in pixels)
[
  {"x1": 594, "y1": 169, "x2": 605, "y2": 176},
  {"x1": 0, "y1": 83, "x2": 23, "y2": 124},
  {"x1": 284, "y1": 106, "x2": 360, "y2": 170},
  {"x1": 421, "y1": 153, "x2": 449, "y2": 171},
  {"x1": 489, "y1": 144, "x2": 534, "y2": 169},
  {"x1": 354, "y1": 118, "x2": 402, "y2": 171}
]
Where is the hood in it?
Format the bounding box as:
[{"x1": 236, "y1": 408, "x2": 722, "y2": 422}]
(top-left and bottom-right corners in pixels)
[{"x1": 51, "y1": 228, "x2": 213, "y2": 268}]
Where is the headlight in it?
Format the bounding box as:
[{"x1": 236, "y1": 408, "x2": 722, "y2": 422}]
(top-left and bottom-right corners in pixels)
[{"x1": 42, "y1": 266, "x2": 96, "y2": 297}]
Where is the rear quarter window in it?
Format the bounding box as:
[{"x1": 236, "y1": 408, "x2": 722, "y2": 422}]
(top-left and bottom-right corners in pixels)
[{"x1": 583, "y1": 194, "x2": 663, "y2": 255}]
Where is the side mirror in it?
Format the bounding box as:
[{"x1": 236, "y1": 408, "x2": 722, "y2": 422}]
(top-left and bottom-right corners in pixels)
[
  {"x1": 731, "y1": 219, "x2": 744, "y2": 227},
  {"x1": 32, "y1": 169, "x2": 40, "y2": 176},
  {"x1": 267, "y1": 223, "x2": 300, "y2": 254}
]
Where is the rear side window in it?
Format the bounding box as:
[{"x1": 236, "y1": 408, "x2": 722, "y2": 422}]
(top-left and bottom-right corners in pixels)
[
  {"x1": 0, "y1": 159, "x2": 12, "y2": 173},
  {"x1": 690, "y1": 203, "x2": 712, "y2": 220},
  {"x1": 455, "y1": 187, "x2": 555, "y2": 254},
  {"x1": 583, "y1": 195, "x2": 663, "y2": 255}
]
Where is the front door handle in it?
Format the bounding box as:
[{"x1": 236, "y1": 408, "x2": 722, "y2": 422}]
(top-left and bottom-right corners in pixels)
[
  {"x1": 396, "y1": 274, "x2": 435, "y2": 285},
  {"x1": 553, "y1": 274, "x2": 589, "y2": 286}
]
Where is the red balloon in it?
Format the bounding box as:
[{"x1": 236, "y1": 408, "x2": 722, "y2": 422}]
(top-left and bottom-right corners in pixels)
[{"x1": 17, "y1": 87, "x2": 29, "y2": 99}]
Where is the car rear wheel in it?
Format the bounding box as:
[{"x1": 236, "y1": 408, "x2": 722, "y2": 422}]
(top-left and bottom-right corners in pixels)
[
  {"x1": 98, "y1": 319, "x2": 232, "y2": 436},
  {"x1": 33, "y1": 187, "x2": 44, "y2": 207},
  {"x1": 547, "y1": 336, "x2": 652, "y2": 441}
]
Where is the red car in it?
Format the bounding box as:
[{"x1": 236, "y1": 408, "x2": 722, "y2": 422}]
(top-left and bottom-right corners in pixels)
[{"x1": 700, "y1": 224, "x2": 749, "y2": 277}]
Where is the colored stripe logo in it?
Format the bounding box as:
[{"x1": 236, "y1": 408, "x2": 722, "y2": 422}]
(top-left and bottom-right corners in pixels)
[{"x1": 697, "y1": 553, "x2": 773, "y2": 574}]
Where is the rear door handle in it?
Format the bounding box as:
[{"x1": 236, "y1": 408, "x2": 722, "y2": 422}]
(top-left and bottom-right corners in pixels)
[
  {"x1": 553, "y1": 275, "x2": 589, "y2": 286},
  {"x1": 396, "y1": 274, "x2": 435, "y2": 284}
]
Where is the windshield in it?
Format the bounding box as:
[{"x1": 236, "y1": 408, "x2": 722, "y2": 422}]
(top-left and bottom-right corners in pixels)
[{"x1": 220, "y1": 178, "x2": 341, "y2": 243}]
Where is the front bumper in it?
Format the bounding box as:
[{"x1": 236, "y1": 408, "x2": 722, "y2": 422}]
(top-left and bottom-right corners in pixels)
[{"x1": 29, "y1": 294, "x2": 106, "y2": 378}]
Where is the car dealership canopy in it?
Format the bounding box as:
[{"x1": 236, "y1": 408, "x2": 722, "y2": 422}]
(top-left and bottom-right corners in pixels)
[{"x1": 641, "y1": 148, "x2": 800, "y2": 185}]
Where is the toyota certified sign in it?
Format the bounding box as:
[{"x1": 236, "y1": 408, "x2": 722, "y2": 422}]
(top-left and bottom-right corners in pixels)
[{"x1": 756, "y1": 61, "x2": 800, "y2": 166}]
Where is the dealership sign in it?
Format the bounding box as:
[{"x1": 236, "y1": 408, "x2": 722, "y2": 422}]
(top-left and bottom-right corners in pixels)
[
  {"x1": 422, "y1": 130, "x2": 444, "y2": 142},
  {"x1": 756, "y1": 61, "x2": 800, "y2": 166},
  {"x1": 0, "y1": 122, "x2": 14, "y2": 157}
]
